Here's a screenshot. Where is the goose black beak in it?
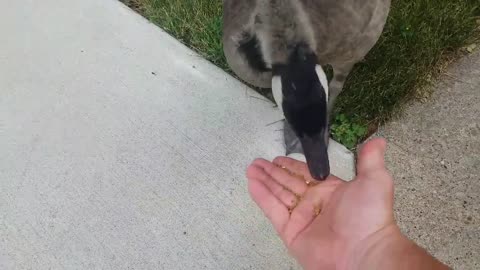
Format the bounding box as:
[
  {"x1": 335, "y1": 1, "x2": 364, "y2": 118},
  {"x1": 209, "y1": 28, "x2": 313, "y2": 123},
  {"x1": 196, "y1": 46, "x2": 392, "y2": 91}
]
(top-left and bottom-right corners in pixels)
[{"x1": 300, "y1": 135, "x2": 330, "y2": 181}]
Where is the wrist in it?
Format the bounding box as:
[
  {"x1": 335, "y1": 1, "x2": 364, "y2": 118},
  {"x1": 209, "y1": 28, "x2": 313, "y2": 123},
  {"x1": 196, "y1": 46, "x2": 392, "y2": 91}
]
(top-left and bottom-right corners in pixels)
[
  {"x1": 343, "y1": 225, "x2": 449, "y2": 270},
  {"x1": 340, "y1": 224, "x2": 402, "y2": 270}
]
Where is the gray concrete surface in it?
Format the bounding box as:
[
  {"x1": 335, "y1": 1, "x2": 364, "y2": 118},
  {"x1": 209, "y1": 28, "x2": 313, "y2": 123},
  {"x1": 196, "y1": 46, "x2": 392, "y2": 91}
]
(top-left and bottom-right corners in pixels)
[
  {"x1": 0, "y1": 0, "x2": 354, "y2": 269},
  {"x1": 377, "y1": 51, "x2": 480, "y2": 269}
]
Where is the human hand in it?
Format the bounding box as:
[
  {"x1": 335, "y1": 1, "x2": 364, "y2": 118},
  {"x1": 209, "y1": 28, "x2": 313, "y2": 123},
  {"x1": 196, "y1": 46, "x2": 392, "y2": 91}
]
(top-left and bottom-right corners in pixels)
[{"x1": 246, "y1": 138, "x2": 398, "y2": 270}]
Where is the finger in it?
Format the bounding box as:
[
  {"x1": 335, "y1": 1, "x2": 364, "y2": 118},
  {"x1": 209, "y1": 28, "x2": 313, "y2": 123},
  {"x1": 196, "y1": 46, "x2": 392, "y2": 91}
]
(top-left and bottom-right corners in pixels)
[
  {"x1": 361, "y1": 169, "x2": 395, "y2": 200},
  {"x1": 356, "y1": 137, "x2": 387, "y2": 176},
  {"x1": 247, "y1": 163, "x2": 299, "y2": 209},
  {"x1": 253, "y1": 158, "x2": 308, "y2": 196},
  {"x1": 247, "y1": 163, "x2": 290, "y2": 234},
  {"x1": 273, "y1": 156, "x2": 310, "y2": 181}
]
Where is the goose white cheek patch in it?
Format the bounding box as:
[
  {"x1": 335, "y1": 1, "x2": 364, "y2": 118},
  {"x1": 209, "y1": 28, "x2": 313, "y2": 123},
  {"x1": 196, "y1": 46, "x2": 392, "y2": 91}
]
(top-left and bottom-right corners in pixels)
[
  {"x1": 272, "y1": 76, "x2": 283, "y2": 114},
  {"x1": 315, "y1": 65, "x2": 329, "y2": 102}
]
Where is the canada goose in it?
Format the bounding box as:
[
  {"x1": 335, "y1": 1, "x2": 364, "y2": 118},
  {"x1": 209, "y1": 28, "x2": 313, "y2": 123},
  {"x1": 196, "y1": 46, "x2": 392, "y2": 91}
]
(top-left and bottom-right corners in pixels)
[{"x1": 223, "y1": 0, "x2": 391, "y2": 180}]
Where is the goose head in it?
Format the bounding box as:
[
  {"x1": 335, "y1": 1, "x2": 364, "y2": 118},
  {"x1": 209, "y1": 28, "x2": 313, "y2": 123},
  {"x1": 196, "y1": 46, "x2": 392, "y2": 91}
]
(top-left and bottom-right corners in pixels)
[{"x1": 272, "y1": 43, "x2": 330, "y2": 180}]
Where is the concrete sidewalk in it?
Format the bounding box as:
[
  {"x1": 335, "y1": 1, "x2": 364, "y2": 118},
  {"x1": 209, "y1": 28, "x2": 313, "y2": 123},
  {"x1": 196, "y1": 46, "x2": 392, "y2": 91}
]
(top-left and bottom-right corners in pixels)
[
  {"x1": 1, "y1": 0, "x2": 478, "y2": 269},
  {"x1": 378, "y1": 51, "x2": 480, "y2": 269},
  {"x1": 0, "y1": 0, "x2": 353, "y2": 269}
]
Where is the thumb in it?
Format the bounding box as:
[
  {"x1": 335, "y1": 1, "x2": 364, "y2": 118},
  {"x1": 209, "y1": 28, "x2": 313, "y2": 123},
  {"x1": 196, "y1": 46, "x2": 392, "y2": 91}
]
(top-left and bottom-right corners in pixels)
[{"x1": 356, "y1": 137, "x2": 387, "y2": 176}]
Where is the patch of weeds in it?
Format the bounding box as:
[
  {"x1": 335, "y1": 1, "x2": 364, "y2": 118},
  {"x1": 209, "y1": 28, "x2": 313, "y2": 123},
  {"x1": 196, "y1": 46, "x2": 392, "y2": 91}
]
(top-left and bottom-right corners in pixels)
[{"x1": 331, "y1": 114, "x2": 368, "y2": 150}]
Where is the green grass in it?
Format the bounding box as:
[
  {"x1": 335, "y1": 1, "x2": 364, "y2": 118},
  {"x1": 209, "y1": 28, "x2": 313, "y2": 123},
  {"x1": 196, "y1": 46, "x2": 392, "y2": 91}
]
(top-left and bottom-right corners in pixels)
[{"x1": 122, "y1": 0, "x2": 479, "y2": 147}]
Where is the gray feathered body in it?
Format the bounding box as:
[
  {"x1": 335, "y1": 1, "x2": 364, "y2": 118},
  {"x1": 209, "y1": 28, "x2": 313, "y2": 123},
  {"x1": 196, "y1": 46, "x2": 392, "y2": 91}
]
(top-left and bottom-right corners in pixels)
[{"x1": 223, "y1": 0, "x2": 391, "y2": 88}]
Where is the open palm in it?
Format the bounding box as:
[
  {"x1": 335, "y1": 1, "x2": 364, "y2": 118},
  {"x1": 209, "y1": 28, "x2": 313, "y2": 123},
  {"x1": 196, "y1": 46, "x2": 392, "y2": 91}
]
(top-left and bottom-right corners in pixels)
[{"x1": 246, "y1": 138, "x2": 397, "y2": 270}]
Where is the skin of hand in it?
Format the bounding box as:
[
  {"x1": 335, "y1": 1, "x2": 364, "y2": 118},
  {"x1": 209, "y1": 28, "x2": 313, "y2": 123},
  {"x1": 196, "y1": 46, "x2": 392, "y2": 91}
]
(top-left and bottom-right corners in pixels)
[{"x1": 246, "y1": 137, "x2": 447, "y2": 270}]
